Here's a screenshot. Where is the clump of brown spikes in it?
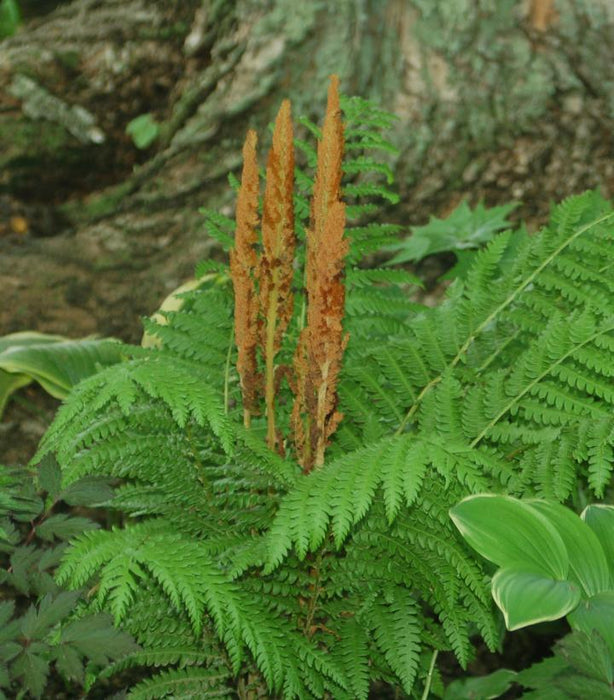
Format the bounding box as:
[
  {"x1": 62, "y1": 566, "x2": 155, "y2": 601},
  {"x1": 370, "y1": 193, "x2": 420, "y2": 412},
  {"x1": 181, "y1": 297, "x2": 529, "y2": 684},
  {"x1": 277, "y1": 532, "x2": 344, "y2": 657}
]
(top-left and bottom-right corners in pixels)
[{"x1": 230, "y1": 77, "x2": 347, "y2": 471}]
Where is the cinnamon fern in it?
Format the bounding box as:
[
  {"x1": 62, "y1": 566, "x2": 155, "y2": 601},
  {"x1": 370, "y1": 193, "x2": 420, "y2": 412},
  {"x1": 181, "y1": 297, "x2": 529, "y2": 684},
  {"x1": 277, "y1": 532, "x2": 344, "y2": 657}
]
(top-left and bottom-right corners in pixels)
[{"x1": 33, "y1": 76, "x2": 614, "y2": 699}]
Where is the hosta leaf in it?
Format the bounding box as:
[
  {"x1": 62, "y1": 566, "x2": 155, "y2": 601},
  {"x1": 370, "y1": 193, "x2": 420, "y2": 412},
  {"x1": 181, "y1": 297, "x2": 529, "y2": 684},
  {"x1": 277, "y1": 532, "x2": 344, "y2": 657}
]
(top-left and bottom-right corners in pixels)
[
  {"x1": 450, "y1": 495, "x2": 569, "y2": 579},
  {"x1": 529, "y1": 500, "x2": 610, "y2": 596},
  {"x1": 0, "y1": 369, "x2": 30, "y2": 415},
  {"x1": 582, "y1": 505, "x2": 614, "y2": 587},
  {"x1": 0, "y1": 332, "x2": 124, "y2": 417},
  {"x1": 492, "y1": 567, "x2": 581, "y2": 630}
]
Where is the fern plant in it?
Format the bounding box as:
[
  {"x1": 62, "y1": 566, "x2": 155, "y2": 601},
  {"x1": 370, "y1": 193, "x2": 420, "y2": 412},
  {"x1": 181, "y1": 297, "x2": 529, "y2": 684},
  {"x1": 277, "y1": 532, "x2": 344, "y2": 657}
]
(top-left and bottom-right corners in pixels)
[{"x1": 33, "y1": 75, "x2": 614, "y2": 698}]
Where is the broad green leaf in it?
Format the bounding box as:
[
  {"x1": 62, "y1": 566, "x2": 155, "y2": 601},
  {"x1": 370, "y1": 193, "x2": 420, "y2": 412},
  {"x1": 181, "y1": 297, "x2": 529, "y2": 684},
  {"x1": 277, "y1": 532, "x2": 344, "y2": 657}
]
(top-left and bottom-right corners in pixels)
[
  {"x1": 450, "y1": 495, "x2": 569, "y2": 579},
  {"x1": 444, "y1": 668, "x2": 517, "y2": 699},
  {"x1": 0, "y1": 0, "x2": 20, "y2": 39},
  {"x1": 0, "y1": 369, "x2": 31, "y2": 414},
  {"x1": 0, "y1": 332, "x2": 63, "y2": 414},
  {"x1": 568, "y1": 591, "x2": 614, "y2": 657},
  {"x1": 386, "y1": 200, "x2": 518, "y2": 264},
  {"x1": 492, "y1": 567, "x2": 581, "y2": 631},
  {"x1": 582, "y1": 505, "x2": 614, "y2": 587},
  {"x1": 0, "y1": 332, "x2": 124, "y2": 417},
  {"x1": 529, "y1": 500, "x2": 610, "y2": 596}
]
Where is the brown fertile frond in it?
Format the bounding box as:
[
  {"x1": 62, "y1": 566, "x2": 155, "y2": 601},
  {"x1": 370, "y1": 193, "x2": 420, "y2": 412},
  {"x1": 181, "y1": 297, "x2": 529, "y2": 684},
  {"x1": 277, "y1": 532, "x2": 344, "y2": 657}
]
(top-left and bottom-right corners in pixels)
[
  {"x1": 293, "y1": 76, "x2": 348, "y2": 471},
  {"x1": 230, "y1": 129, "x2": 261, "y2": 426},
  {"x1": 259, "y1": 99, "x2": 296, "y2": 449}
]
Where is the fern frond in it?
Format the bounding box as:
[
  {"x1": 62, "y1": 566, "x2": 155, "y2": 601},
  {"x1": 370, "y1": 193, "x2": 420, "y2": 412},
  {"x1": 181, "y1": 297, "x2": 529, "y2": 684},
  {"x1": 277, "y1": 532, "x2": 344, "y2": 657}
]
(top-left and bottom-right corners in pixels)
[
  {"x1": 367, "y1": 586, "x2": 422, "y2": 694},
  {"x1": 128, "y1": 666, "x2": 233, "y2": 699}
]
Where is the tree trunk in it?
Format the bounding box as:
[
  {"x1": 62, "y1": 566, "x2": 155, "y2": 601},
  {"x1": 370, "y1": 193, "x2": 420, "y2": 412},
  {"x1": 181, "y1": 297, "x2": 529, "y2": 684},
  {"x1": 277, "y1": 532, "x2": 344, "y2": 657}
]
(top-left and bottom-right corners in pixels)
[{"x1": 1, "y1": 0, "x2": 613, "y2": 341}]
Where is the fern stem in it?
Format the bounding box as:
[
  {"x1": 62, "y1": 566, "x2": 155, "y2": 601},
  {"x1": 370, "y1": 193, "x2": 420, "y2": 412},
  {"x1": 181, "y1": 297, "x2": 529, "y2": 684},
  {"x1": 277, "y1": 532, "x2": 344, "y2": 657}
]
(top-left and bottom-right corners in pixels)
[
  {"x1": 395, "y1": 376, "x2": 441, "y2": 434},
  {"x1": 476, "y1": 328, "x2": 521, "y2": 374},
  {"x1": 470, "y1": 322, "x2": 614, "y2": 447},
  {"x1": 302, "y1": 551, "x2": 323, "y2": 637},
  {"x1": 421, "y1": 649, "x2": 438, "y2": 700}
]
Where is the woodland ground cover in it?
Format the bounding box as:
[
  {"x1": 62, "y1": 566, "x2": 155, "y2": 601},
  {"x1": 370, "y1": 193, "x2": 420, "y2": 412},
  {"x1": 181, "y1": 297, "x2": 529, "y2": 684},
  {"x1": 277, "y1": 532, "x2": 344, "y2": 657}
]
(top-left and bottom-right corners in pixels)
[{"x1": 1, "y1": 78, "x2": 613, "y2": 698}]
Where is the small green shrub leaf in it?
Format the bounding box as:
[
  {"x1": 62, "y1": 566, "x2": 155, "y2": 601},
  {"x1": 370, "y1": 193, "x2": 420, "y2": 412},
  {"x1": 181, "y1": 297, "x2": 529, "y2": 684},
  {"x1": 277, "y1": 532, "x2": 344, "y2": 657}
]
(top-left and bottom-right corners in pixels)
[
  {"x1": 385, "y1": 200, "x2": 518, "y2": 265},
  {"x1": 126, "y1": 113, "x2": 160, "y2": 149},
  {"x1": 59, "y1": 476, "x2": 115, "y2": 506},
  {"x1": 36, "y1": 514, "x2": 98, "y2": 542},
  {"x1": 444, "y1": 668, "x2": 517, "y2": 699},
  {"x1": 11, "y1": 648, "x2": 49, "y2": 699},
  {"x1": 555, "y1": 630, "x2": 614, "y2": 685},
  {"x1": 450, "y1": 495, "x2": 569, "y2": 579},
  {"x1": 567, "y1": 591, "x2": 614, "y2": 657},
  {"x1": 37, "y1": 456, "x2": 62, "y2": 499},
  {"x1": 492, "y1": 567, "x2": 581, "y2": 631}
]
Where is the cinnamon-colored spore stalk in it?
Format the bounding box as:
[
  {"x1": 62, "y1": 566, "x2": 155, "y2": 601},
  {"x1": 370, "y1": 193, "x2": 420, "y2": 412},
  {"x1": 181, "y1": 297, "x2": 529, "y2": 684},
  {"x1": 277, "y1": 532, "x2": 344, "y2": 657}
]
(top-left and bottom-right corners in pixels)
[
  {"x1": 259, "y1": 100, "x2": 296, "y2": 449},
  {"x1": 292, "y1": 76, "x2": 348, "y2": 472},
  {"x1": 230, "y1": 130, "x2": 261, "y2": 427}
]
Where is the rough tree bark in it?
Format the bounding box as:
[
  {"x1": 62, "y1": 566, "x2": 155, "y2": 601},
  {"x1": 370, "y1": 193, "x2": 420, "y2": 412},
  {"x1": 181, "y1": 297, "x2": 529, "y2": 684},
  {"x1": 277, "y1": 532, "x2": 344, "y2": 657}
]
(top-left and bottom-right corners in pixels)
[{"x1": 1, "y1": 0, "x2": 613, "y2": 341}]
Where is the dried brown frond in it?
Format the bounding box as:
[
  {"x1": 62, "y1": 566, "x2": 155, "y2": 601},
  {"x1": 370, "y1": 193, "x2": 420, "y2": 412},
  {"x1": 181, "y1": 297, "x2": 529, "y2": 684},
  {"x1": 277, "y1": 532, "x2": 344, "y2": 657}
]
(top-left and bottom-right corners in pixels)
[
  {"x1": 230, "y1": 129, "x2": 261, "y2": 426},
  {"x1": 258, "y1": 99, "x2": 296, "y2": 449},
  {"x1": 293, "y1": 76, "x2": 348, "y2": 471}
]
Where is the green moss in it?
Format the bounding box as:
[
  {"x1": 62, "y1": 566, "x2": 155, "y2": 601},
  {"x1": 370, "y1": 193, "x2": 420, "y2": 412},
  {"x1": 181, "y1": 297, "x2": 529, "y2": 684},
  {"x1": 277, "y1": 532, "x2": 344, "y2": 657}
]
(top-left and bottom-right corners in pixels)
[
  {"x1": 0, "y1": 117, "x2": 69, "y2": 168},
  {"x1": 61, "y1": 182, "x2": 133, "y2": 222},
  {"x1": 54, "y1": 50, "x2": 80, "y2": 71}
]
